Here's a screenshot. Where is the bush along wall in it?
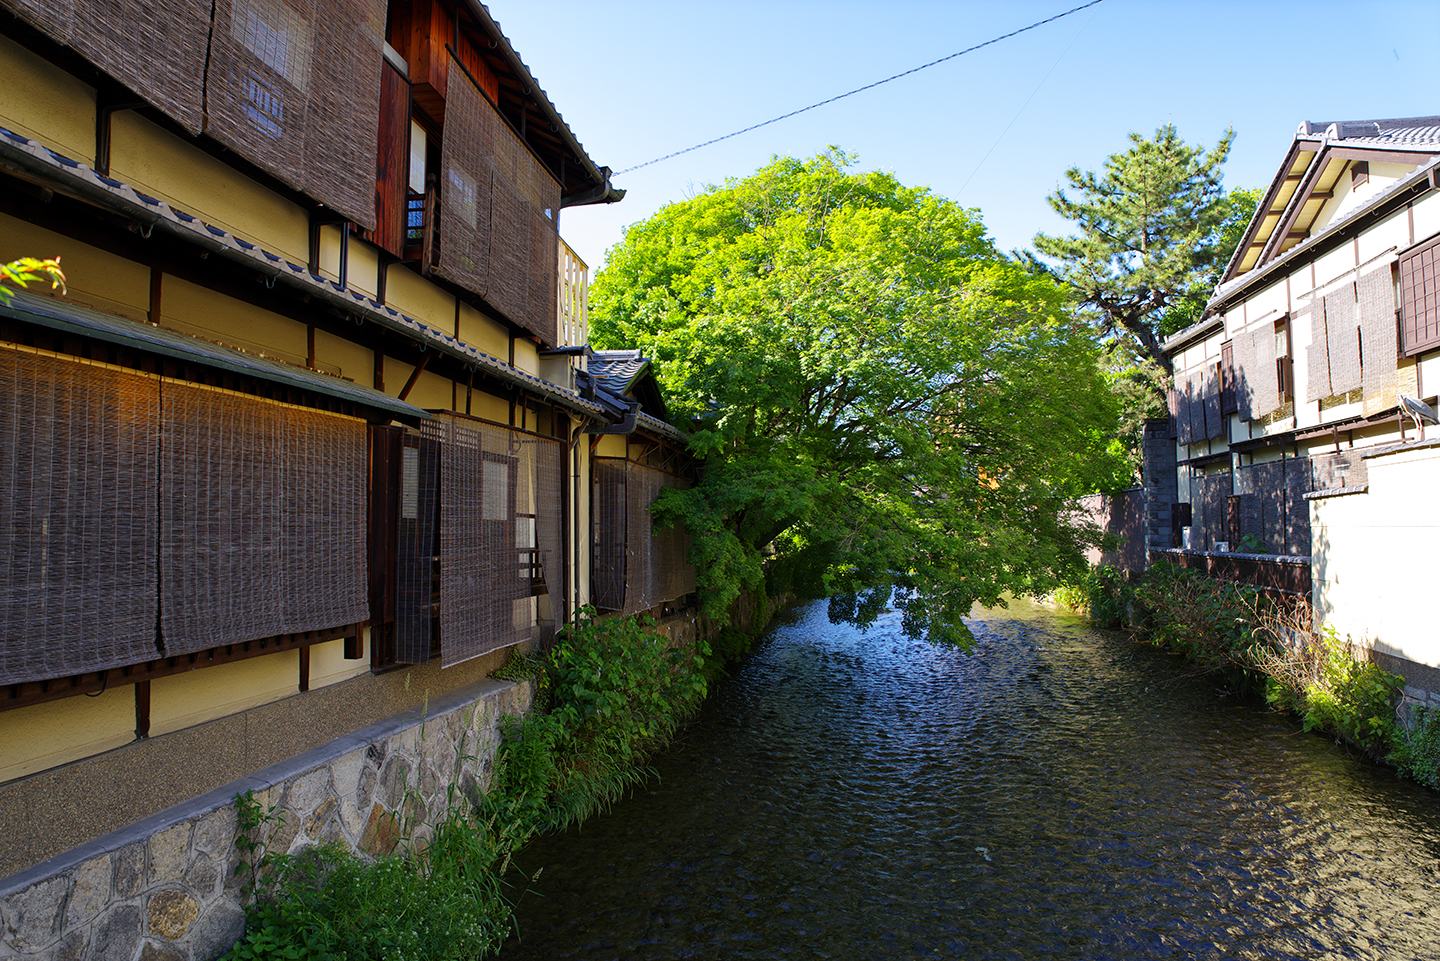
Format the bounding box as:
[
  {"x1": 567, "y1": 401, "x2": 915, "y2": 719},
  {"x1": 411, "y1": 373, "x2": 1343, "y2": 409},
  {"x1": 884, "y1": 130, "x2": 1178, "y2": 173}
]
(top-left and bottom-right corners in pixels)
[
  {"x1": 220, "y1": 607, "x2": 713, "y2": 961},
  {"x1": 1059, "y1": 564, "x2": 1434, "y2": 784}
]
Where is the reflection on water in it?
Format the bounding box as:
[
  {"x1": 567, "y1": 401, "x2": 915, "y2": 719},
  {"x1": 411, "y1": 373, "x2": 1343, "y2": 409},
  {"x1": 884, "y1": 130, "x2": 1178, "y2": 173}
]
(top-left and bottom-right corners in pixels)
[{"x1": 500, "y1": 598, "x2": 1440, "y2": 960}]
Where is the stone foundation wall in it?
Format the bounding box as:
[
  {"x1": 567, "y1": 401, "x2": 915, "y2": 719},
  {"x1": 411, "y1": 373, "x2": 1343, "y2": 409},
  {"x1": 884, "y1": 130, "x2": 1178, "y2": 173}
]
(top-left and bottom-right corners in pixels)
[{"x1": 0, "y1": 677, "x2": 531, "y2": 961}]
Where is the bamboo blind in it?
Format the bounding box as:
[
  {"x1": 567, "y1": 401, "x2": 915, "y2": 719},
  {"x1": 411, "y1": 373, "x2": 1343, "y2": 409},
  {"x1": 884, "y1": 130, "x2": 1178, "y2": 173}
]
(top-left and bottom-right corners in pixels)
[
  {"x1": 160, "y1": 382, "x2": 368, "y2": 655},
  {"x1": 425, "y1": 414, "x2": 562, "y2": 667},
  {"x1": 592, "y1": 459, "x2": 628, "y2": 611},
  {"x1": 437, "y1": 50, "x2": 561, "y2": 345},
  {"x1": 204, "y1": 0, "x2": 383, "y2": 229},
  {"x1": 0, "y1": 351, "x2": 161, "y2": 685},
  {"x1": 436, "y1": 49, "x2": 493, "y2": 296},
  {"x1": 1201, "y1": 365, "x2": 1222, "y2": 440},
  {"x1": 1, "y1": 0, "x2": 210, "y2": 134},
  {"x1": 1324, "y1": 287, "x2": 1361, "y2": 396},
  {"x1": 1359, "y1": 264, "x2": 1398, "y2": 416},
  {"x1": 395, "y1": 431, "x2": 440, "y2": 664},
  {"x1": 620, "y1": 462, "x2": 695, "y2": 615}
]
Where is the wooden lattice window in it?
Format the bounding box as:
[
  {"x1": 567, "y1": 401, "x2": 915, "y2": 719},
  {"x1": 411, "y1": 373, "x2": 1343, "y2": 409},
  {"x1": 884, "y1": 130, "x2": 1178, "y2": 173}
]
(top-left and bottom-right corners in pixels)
[{"x1": 1401, "y1": 234, "x2": 1440, "y2": 357}]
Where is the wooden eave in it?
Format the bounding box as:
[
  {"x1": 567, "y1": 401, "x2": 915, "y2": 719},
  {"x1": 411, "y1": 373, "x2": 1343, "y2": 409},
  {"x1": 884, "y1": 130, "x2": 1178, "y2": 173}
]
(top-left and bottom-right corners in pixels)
[
  {"x1": 453, "y1": 2, "x2": 614, "y2": 204},
  {"x1": 1227, "y1": 140, "x2": 1440, "y2": 284}
]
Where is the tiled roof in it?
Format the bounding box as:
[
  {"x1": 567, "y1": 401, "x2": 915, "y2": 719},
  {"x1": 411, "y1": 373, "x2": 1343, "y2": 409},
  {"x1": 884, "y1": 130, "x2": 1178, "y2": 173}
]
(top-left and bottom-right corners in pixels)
[
  {"x1": 1297, "y1": 116, "x2": 1440, "y2": 149},
  {"x1": 0, "y1": 126, "x2": 609, "y2": 419},
  {"x1": 590, "y1": 349, "x2": 649, "y2": 394}
]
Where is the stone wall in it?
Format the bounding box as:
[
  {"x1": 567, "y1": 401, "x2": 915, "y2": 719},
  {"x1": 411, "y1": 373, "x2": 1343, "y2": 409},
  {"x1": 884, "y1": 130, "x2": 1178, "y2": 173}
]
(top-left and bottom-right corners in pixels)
[
  {"x1": 0, "y1": 678, "x2": 531, "y2": 961},
  {"x1": 1141, "y1": 418, "x2": 1178, "y2": 555}
]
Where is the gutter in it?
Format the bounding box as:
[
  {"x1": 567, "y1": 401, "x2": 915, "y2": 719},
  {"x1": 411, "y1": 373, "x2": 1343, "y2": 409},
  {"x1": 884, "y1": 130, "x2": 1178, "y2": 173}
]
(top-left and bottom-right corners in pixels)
[{"x1": 0, "y1": 126, "x2": 610, "y2": 421}]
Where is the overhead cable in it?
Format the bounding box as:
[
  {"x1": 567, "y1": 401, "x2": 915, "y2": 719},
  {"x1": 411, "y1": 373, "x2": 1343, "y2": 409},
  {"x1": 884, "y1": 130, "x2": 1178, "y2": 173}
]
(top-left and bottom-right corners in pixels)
[{"x1": 613, "y1": 0, "x2": 1106, "y2": 177}]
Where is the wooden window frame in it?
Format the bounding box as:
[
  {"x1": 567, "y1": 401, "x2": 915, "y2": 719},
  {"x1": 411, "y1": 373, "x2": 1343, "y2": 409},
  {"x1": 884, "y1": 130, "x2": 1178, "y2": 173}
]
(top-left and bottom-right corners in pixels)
[{"x1": 1400, "y1": 233, "x2": 1440, "y2": 357}]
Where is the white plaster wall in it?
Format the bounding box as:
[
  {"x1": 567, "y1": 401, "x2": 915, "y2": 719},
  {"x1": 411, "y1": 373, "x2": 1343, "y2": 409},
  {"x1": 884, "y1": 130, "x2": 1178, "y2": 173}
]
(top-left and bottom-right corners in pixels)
[
  {"x1": 1313, "y1": 444, "x2": 1440, "y2": 666},
  {"x1": 1414, "y1": 194, "x2": 1440, "y2": 249}
]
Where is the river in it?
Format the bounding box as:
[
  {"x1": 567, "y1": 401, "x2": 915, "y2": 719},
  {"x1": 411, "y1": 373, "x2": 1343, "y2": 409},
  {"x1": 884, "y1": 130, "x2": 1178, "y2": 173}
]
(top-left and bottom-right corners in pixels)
[{"x1": 499, "y1": 597, "x2": 1440, "y2": 960}]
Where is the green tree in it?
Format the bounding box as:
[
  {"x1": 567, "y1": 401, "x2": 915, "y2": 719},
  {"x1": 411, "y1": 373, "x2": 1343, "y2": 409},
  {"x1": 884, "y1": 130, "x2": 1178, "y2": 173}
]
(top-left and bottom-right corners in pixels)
[
  {"x1": 1033, "y1": 125, "x2": 1243, "y2": 389},
  {"x1": 592, "y1": 151, "x2": 1127, "y2": 646},
  {"x1": 0, "y1": 256, "x2": 65, "y2": 305}
]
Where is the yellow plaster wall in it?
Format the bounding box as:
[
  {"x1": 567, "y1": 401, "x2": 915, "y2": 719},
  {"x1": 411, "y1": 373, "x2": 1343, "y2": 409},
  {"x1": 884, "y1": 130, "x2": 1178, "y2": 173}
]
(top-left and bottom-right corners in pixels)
[
  {"x1": 0, "y1": 34, "x2": 95, "y2": 164},
  {"x1": 467, "y1": 391, "x2": 510, "y2": 423},
  {"x1": 1313, "y1": 444, "x2": 1440, "y2": 667},
  {"x1": 457, "y1": 302, "x2": 510, "y2": 357},
  {"x1": 1313, "y1": 243, "x2": 1356, "y2": 290},
  {"x1": 595, "y1": 434, "x2": 627, "y2": 457},
  {"x1": 313, "y1": 327, "x2": 372, "y2": 385},
  {"x1": 0, "y1": 686, "x2": 133, "y2": 784},
  {"x1": 150, "y1": 650, "x2": 300, "y2": 737},
  {"x1": 1358, "y1": 214, "x2": 1409, "y2": 264},
  {"x1": 0, "y1": 211, "x2": 150, "y2": 322},
  {"x1": 385, "y1": 357, "x2": 453, "y2": 410},
  {"x1": 512, "y1": 338, "x2": 539, "y2": 376},
  {"x1": 108, "y1": 113, "x2": 310, "y2": 265},
  {"x1": 309, "y1": 634, "x2": 370, "y2": 690},
  {"x1": 382, "y1": 265, "x2": 454, "y2": 330},
  {"x1": 161, "y1": 274, "x2": 309, "y2": 366}
]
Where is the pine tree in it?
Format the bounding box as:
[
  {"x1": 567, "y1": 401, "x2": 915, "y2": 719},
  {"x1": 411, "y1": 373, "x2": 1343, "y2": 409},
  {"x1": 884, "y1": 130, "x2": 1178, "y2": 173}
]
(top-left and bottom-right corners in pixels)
[{"x1": 1034, "y1": 124, "x2": 1240, "y2": 391}]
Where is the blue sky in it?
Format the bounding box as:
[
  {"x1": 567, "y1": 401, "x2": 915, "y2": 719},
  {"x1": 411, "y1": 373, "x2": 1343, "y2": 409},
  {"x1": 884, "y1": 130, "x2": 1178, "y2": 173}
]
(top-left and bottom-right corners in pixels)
[{"x1": 491, "y1": 0, "x2": 1440, "y2": 271}]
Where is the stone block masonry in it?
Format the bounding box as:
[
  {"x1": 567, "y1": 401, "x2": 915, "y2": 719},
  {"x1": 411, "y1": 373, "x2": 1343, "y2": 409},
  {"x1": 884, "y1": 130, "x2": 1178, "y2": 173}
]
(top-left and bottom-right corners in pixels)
[{"x1": 0, "y1": 678, "x2": 532, "y2": 961}]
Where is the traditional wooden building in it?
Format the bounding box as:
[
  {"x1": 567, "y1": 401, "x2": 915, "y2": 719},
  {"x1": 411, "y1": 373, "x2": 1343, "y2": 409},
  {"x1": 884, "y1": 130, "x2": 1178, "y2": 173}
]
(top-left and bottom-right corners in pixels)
[
  {"x1": 1158, "y1": 116, "x2": 1440, "y2": 691},
  {"x1": 0, "y1": 2, "x2": 695, "y2": 955}
]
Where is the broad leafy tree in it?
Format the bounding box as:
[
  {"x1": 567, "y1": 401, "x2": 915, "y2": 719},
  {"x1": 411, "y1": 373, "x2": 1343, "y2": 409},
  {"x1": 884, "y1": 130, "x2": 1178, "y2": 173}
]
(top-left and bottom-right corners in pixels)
[
  {"x1": 1033, "y1": 125, "x2": 1247, "y2": 388},
  {"x1": 592, "y1": 151, "x2": 1127, "y2": 645}
]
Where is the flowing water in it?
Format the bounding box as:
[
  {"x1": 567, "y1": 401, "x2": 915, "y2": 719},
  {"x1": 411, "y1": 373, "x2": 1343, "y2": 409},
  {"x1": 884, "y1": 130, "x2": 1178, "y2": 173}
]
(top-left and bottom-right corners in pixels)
[{"x1": 499, "y1": 598, "x2": 1440, "y2": 960}]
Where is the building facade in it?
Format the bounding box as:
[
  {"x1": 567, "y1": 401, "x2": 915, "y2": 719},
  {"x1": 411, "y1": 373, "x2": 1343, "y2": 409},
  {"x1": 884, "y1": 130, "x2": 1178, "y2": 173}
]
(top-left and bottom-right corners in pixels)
[
  {"x1": 1159, "y1": 116, "x2": 1440, "y2": 690},
  {"x1": 0, "y1": 2, "x2": 697, "y2": 956}
]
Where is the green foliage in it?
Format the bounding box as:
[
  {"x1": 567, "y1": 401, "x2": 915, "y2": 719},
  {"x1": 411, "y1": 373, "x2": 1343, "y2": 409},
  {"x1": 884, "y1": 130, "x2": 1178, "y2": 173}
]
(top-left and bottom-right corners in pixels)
[
  {"x1": 593, "y1": 149, "x2": 1129, "y2": 647},
  {"x1": 0, "y1": 256, "x2": 65, "y2": 305},
  {"x1": 1130, "y1": 566, "x2": 1403, "y2": 760},
  {"x1": 1130, "y1": 562, "x2": 1260, "y2": 680},
  {"x1": 1293, "y1": 626, "x2": 1401, "y2": 758},
  {"x1": 222, "y1": 611, "x2": 716, "y2": 960},
  {"x1": 492, "y1": 608, "x2": 711, "y2": 832},
  {"x1": 1033, "y1": 124, "x2": 1239, "y2": 378},
  {"x1": 1391, "y1": 706, "x2": 1440, "y2": 788},
  {"x1": 222, "y1": 789, "x2": 516, "y2": 961},
  {"x1": 1056, "y1": 565, "x2": 1131, "y2": 630}
]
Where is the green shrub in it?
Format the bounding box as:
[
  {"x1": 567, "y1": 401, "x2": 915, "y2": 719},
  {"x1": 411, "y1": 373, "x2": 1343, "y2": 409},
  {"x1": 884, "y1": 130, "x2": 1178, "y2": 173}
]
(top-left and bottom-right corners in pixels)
[
  {"x1": 1391, "y1": 705, "x2": 1440, "y2": 788},
  {"x1": 1131, "y1": 563, "x2": 1260, "y2": 678},
  {"x1": 1295, "y1": 628, "x2": 1401, "y2": 758},
  {"x1": 1054, "y1": 565, "x2": 1131, "y2": 629},
  {"x1": 222, "y1": 788, "x2": 517, "y2": 961}
]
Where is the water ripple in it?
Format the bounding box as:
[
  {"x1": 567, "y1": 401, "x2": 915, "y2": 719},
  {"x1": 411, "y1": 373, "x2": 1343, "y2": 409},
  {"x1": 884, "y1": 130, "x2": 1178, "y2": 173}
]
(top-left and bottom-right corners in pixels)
[{"x1": 500, "y1": 599, "x2": 1440, "y2": 960}]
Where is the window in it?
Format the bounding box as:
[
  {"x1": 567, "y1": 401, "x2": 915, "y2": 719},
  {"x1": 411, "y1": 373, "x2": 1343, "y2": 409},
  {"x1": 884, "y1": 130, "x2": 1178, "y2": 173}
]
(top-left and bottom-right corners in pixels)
[{"x1": 1401, "y1": 234, "x2": 1440, "y2": 356}]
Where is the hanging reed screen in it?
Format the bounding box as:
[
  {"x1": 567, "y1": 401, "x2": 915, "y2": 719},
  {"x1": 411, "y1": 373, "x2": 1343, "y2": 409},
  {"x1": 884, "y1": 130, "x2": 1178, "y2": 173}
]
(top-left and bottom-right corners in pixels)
[
  {"x1": 594, "y1": 459, "x2": 696, "y2": 616},
  {"x1": 435, "y1": 52, "x2": 561, "y2": 346},
  {"x1": 437, "y1": 49, "x2": 494, "y2": 297},
  {"x1": 160, "y1": 383, "x2": 368, "y2": 655},
  {"x1": 395, "y1": 430, "x2": 440, "y2": 664},
  {"x1": 204, "y1": 0, "x2": 383, "y2": 228},
  {"x1": 1, "y1": 0, "x2": 210, "y2": 134},
  {"x1": 0, "y1": 350, "x2": 161, "y2": 685},
  {"x1": 424, "y1": 413, "x2": 561, "y2": 667},
  {"x1": 592, "y1": 459, "x2": 628, "y2": 611}
]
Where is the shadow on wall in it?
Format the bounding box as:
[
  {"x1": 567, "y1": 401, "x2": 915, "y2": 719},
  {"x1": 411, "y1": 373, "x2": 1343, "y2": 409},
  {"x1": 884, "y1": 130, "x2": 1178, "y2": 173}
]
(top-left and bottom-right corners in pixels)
[{"x1": 1078, "y1": 488, "x2": 1146, "y2": 575}]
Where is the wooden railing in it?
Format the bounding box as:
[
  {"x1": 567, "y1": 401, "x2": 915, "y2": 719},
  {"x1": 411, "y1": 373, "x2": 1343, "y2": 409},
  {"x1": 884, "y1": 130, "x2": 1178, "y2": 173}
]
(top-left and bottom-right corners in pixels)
[{"x1": 558, "y1": 238, "x2": 588, "y2": 348}]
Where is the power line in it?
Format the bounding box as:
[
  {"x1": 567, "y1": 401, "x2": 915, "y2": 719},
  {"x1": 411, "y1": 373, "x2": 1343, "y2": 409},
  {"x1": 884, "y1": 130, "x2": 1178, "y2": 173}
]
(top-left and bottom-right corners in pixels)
[
  {"x1": 955, "y1": 0, "x2": 1100, "y2": 199},
  {"x1": 613, "y1": 0, "x2": 1106, "y2": 178}
]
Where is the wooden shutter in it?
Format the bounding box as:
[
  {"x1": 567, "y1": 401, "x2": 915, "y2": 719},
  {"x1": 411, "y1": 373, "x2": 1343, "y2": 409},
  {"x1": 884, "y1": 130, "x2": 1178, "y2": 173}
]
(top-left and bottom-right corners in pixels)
[{"x1": 1220, "y1": 342, "x2": 1237, "y2": 414}]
